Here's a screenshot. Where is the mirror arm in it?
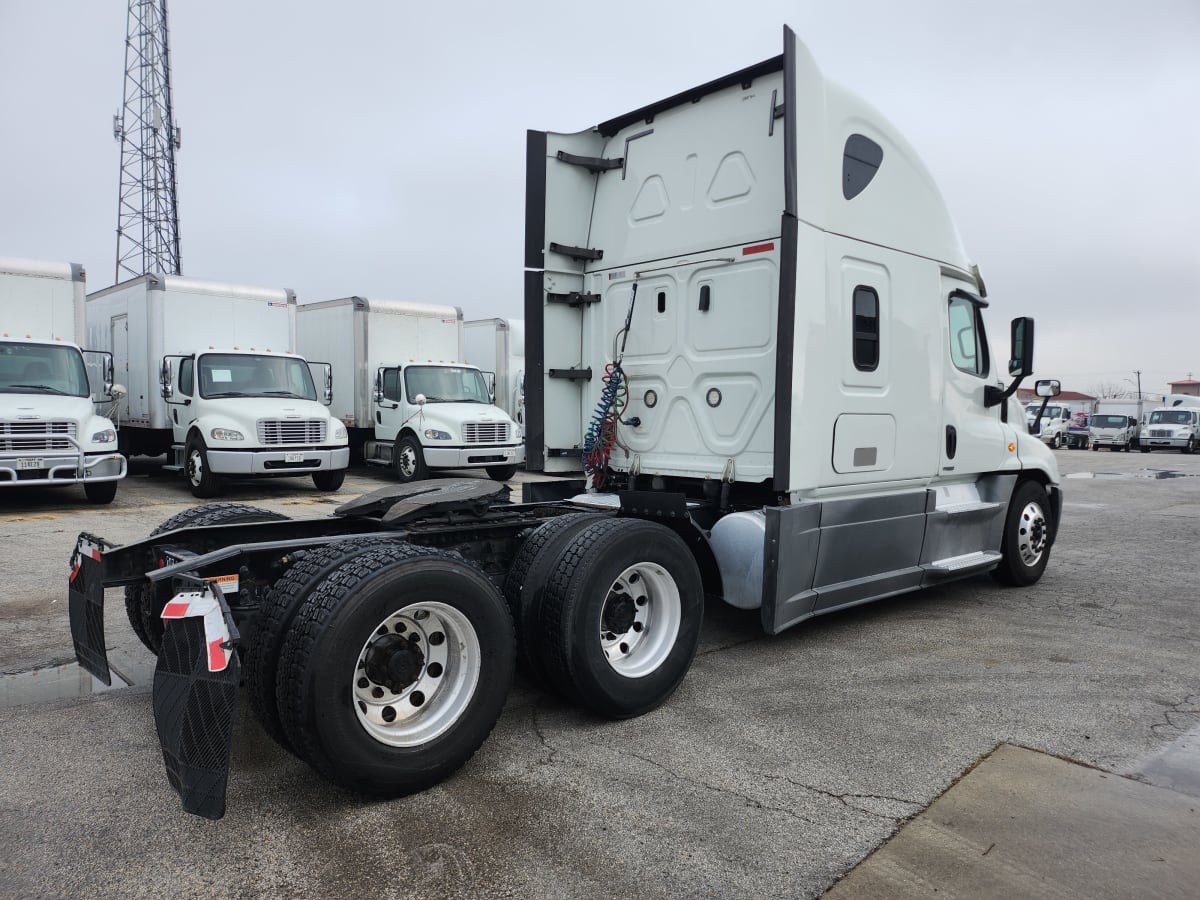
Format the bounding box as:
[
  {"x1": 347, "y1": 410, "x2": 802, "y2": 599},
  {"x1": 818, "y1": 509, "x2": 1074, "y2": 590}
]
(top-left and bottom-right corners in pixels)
[{"x1": 984, "y1": 374, "x2": 1026, "y2": 409}]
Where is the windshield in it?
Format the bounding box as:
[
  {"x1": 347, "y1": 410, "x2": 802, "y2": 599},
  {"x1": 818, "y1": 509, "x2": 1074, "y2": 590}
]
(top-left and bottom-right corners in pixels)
[
  {"x1": 404, "y1": 366, "x2": 491, "y2": 403},
  {"x1": 1091, "y1": 415, "x2": 1128, "y2": 429},
  {"x1": 0, "y1": 342, "x2": 90, "y2": 397},
  {"x1": 1149, "y1": 410, "x2": 1191, "y2": 426},
  {"x1": 1031, "y1": 405, "x2": 1064, "y2": 419},
  {"x1": 198, "y1": 353, "x2": 317, "y2": 400}
]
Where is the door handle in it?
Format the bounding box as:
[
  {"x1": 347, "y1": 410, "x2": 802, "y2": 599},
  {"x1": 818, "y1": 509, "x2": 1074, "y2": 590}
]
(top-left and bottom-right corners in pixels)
[{"x1": 946, "y1": 425, "x2": 957, "y2": 459}]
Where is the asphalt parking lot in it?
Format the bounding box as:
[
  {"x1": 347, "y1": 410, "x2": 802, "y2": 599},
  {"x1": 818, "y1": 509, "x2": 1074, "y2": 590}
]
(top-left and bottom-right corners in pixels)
[{"x1": 2, "y1": 449, "x2": 1199, "y2": 897}]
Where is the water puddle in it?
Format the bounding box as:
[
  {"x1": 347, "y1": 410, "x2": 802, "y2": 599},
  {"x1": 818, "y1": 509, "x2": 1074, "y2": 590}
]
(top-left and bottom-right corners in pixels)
[
  {"x1": 1133, "y1": 723, "x2": 1200, "y2": 800},
  {"x1": 0, "y1": 662, "x2": 132, "y2": 708}
]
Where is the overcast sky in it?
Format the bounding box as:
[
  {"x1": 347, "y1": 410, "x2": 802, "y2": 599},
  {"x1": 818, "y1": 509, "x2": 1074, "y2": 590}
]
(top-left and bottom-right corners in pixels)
[{"x1": 1, "y1": 0, "x2": 1197, "y2": 398}]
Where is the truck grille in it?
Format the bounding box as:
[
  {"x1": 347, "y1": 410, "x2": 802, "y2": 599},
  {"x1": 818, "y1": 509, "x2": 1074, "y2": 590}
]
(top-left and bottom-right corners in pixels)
[
  {"x1": 257, "y1": 419, "x2": 326, "y2": 444},
  {"x1": 1150, "y1": 429, "x2": 1172, "y2": 438},
  {"x1": 462, "y1": 422, "x2": 510, "y2": 444},
  {"x1": 0, "y1": 420, "x2": 76, "y2": 451}
]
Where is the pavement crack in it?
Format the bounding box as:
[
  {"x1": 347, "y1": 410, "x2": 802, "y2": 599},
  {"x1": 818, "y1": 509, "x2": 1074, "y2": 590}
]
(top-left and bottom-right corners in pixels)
[
  {"x1": 529, "y1": 699, "x2": 560, "y2": 765},
  {"x1": 622, "y1": 750, "x2": 821, "y2": 825},
  {"x1": 697, "y1": 636, "x2": 758, "y2": 657},
  {"x1": 762, "y1": 772, "x2": 923, "y2": 821},
  {"x1": 1148, "y1": 694, "x2": 1200, "y2": 736}
]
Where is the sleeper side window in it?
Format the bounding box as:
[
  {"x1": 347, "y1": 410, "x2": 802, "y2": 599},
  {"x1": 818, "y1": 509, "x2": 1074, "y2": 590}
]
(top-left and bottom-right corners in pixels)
[
  {"x1": 948, "y1": 295, "x2": 989, "y2": 378},
  {"x1": 852, "y1": 286, "x2": 879, "y2": 371}
]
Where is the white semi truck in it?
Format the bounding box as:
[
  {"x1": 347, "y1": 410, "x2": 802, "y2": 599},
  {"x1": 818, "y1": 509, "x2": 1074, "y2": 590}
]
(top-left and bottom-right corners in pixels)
[
  {"x1": 1089, "y1": 398, "x2": 1145, "y2": 451},
  {"x1": 86, "y1": 274, "x2": 349, "y2": 497},
  {"x1": 1139, "y1": 394, "x2": 1200, "y2": 453},
  {"x1": 68, "y1": 28, "x2": 1062, "y2": 819},
  {"x1": 463, "y1": 317, "x2": 526, "y2": 426},
  {"x1": 296, "y1": 297, "x2": 524, "y2": 483},
  {"x1": 0, "y1": 257, "x2": 126, "y2": 503}
]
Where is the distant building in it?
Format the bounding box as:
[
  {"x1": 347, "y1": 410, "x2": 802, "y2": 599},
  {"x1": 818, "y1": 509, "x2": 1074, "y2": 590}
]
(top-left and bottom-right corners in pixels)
[
  {"x1": 1167, "y1": 377, "x2": 1200, "y2": 397},
  {"x1": 1015, "y1": 388, "x2": 1096, "y2": 408}
]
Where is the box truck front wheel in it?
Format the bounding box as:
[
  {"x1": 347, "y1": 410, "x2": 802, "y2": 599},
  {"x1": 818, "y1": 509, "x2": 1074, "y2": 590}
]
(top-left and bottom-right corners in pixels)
[
  {"x1": 275, "y1": 546, "x2": 514, "y2": 797},
  {"x1": 991, "y1": 481, "x2": 1052, "y2": 588},
  {"x1": 538, "y1": 518, "x2": 704, "y2": 719},
  {"x1": 486, "y1": 465, "x2": 518, "y2": 482},
  {"x1": 83, "y1": 480, "x2": 118, "y2": 504},
  {"x1": 123, "y1": 503, "x2": 289, "y2": 654},
  {"x1": 394, "y1": 434, "x2": 427, "y2": 483},
  {"x1": 312, "y1": 469, "x2": 346, "y2": 492},
  {"x1": 186, "y1": 436, "x2": 224, "y2": 498}
]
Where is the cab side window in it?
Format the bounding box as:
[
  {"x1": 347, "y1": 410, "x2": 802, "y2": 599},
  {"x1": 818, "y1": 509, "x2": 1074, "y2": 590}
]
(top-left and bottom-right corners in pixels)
[
  {"x1": 948, "y1": 295, "x2": 989, "y2": 377},
  {"x1": 381, "y1": 368, "x2": 402, "y2": 402},
  {"x1": 179, "y1": 358, "x2": 194, "y2": 395}
]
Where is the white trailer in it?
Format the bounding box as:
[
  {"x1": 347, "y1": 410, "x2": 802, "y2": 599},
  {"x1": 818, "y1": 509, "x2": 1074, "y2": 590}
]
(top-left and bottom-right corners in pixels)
[
  {"x1": 464, "y1": 318, "x2": 526, "y2": 425},
  {"x1": 1089, "y1": 399, "x2": 1145, "y2": 451},
  {"x1": 86, "y1": 274, "x2": 349, "y2": 497},
  {"x1": 296, "y1": 297, "x2": 523, "y2": 482},
  {"x1": 0, "y1": 257, "x2": 125, "y2": 503},
  {"x1": 1139, "y1": 394, "x2": 1200, "y2": 453}
]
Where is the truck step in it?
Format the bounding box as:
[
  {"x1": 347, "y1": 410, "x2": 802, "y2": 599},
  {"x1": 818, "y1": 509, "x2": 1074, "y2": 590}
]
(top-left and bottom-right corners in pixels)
[
  {"x1": 923, "y1": 550, "x2": 1002, "y2": 575},
  {"x1": 162, "y1": 465, "x2": 183, "y2": 473}
]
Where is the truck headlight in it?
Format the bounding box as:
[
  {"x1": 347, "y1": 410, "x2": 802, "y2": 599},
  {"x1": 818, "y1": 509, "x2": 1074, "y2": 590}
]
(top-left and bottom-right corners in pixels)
[
  {"x1": 331, "y1": 422, "x2": 347, "y2": 442},
  {"x1": 91, "y1": 428, "x2": 116, "y2": 443},
  {"x1": 424, "y1": 428, "x2": 451, "y2": 440},
  {"x1": 210, "y1": 428, "x2": 244, "y2": 441}
]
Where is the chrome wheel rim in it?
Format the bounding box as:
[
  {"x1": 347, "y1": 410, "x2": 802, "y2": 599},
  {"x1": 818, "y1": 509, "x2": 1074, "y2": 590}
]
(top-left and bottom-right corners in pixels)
[
  {"x1": 353, "y1": 601, "x2": 480, "y2": 747},
  {"x1": 187, "y1": 449, "x2": 203, "y2": 486},
  {"x1": 1016, "y1": 501, "x2": 1048, "y2": 568},
  {"x1": 599, "y1": 562, "x2": 681, "y2": 678},
  {"x1": 398, "y1": 444, "x2": 418, "y2": 478}
]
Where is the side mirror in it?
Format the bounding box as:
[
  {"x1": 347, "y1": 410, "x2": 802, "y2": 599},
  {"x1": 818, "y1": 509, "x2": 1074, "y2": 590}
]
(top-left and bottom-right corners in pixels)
[
  {"x1": 1035, "y1": 379, "x2": 1061, "y2": 398},
  {"x1": 324, "y1": 370, "x2": 333, "y2": 406},
  {"x1": 159, "y1": 359, "x2": 174, "y2": 400},
  {"x1": 1008, "y1": 317, "x2": 1034, "y2": 377}
]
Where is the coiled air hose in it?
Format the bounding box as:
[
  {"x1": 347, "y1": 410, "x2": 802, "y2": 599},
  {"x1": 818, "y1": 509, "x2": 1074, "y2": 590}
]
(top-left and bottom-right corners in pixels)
[{"x1": 582, "y1": 284, "x2": 638, "y2": 489}]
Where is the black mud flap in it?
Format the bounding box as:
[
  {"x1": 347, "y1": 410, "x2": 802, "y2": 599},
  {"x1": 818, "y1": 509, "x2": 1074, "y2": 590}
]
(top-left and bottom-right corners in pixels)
[
  {"x1": 152, "y1": 583, "x2": 241, "y2": 820},
  {"x1": 68, "y1": 533, "x2": 111, "y2": 684}
]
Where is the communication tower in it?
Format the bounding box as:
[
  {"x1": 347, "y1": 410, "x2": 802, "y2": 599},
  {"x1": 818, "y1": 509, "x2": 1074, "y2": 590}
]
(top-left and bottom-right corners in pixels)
[{"x1": 112, "y1": 0, "x2": 182, "y2": 281}]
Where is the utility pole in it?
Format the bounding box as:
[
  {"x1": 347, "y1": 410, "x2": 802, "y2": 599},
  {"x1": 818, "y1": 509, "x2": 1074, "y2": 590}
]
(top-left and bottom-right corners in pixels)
[
  {"x1": 1133, "y1": 369, "x2": 1142, "y2": 400},
  {"x1": 113, "y1": 0, "x2": 182, "y2": 282}
]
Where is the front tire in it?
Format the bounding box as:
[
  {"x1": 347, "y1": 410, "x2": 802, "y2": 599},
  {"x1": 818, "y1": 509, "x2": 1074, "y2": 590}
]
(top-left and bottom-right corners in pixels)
[
  {"x1": 1053, "y1": 432, "x2": 1064, "y2": 449},
  {"x1": 991, "y1": 480, "x2": 1053, "y2": 587},
  {"x1": 185, "y1": 436, "x2": 223, "y2": 498},
  {"x1": 486, "y1": 464, "x2": 518, "y2": 482},
  {"x1": 83, "y1": 480, "x2": 118, "y2": 504},
  {"x1": 393, "y1": 434, "x2": 427, "y2": 483},
  {"x1": 312, "y1": 468, "x2": 346, "y2": 492},
  {"x1": 537, "y1": 518, "x2": 704, "y2": 718},
  {"x1": 275, "y1": 546, "x2": 514, "y2": 797},
  {"x1": 1184, "y1": 437, "x2": 1195, "y2": 455}
]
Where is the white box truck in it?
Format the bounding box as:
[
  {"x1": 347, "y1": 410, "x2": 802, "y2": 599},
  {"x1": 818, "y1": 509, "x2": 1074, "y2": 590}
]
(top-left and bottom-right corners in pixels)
[
  {"x1": 296, "y1": 297, "x2": 524, "y2": 483},
  {"x1": 86, "y1": 274, "x2": 349, "y2": 497},
  {"x1": 1089, "y1": 399, "x2": 1145, "y2": 451},
  {"x1": 464, "y1": 318, "x2": 526, "y2": 426},
  {"x1": 68, "y1": 28, "x2": 1064, "y2": 820},
  {"x1": 1027, "y1": 399, "x2": 1091, "y2": 448},
  {"x1": 1139, "y1": 394, "x2": 1200, "y2": 453},
  {"x1": 0, "y1": 257, "x2": 126, "y2": 503}
]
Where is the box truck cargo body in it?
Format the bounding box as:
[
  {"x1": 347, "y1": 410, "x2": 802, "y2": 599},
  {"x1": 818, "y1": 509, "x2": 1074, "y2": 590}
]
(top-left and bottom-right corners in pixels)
[
  {"x1": 87, "y1": 274, "x2": 349, "y2": 496},
  {"x1": 464, "y1": 318, "x2": 526, "y2": 425},
  {"x1": 0, "y1": 257, "x2": 125, "y2": 502},
  {"x1": 68, "y1": 29, "x2": 1064, "y2": 820},
  {"x1": 296, "y1": 297, "x2": 524, "y2": 482}
]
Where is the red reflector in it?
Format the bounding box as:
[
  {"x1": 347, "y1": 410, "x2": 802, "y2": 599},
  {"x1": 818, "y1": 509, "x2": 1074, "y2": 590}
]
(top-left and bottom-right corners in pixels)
[
  {"x1": 161, "y1": 600, "x2": 191, "y2": 619},
  {"x1": 742, "y1": 242, "x2": 775, "y2": 256},
  {"x1": 208, "y1": 638, "x2": 227, "y2": 672}
]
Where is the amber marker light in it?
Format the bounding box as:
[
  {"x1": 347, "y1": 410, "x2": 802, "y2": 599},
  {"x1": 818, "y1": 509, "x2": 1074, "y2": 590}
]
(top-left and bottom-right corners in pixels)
[{"x1": 1008, "y1": 443, "x2": 1016, "y2": 452}]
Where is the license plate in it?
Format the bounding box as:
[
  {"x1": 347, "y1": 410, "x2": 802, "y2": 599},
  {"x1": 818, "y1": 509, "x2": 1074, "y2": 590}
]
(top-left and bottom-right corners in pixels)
[
  {"x1": 17, "y1": 458, "x2": 44, "y2": 470},
  {"x1": 285, "y1": 452, "x2": 303, "y2": 463}
]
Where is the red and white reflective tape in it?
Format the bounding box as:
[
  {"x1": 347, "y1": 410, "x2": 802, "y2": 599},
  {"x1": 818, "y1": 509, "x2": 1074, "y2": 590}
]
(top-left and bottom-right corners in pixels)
[
  {"x1": 160, "y1": 588, "x2": 234, "y2": 673},
  {"x1": 69, "y1": 537, "x2": 104, "y2": 582}
]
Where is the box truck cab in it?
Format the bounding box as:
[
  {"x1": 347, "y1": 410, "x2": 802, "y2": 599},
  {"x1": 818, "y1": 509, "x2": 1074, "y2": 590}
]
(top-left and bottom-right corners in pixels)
[
  {"x1": 0, "y1": 257, "x2": 126, "y2": 503},
  {"x1": 1089, "y1": 400, "x2": 1143, "y2": 451},
  {"x1": 296, "y1": 297, "x2": 524, "y2": 483},
  {"x1": 1027, "y1": 403, "x2": 1072, "y2": 447},
  {"x1": 87, "y1": 274, "x2": 348, "y2": 497},
  {"x1": 1140, "y1": 395, "x2": 1200, "y2": 453}
]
